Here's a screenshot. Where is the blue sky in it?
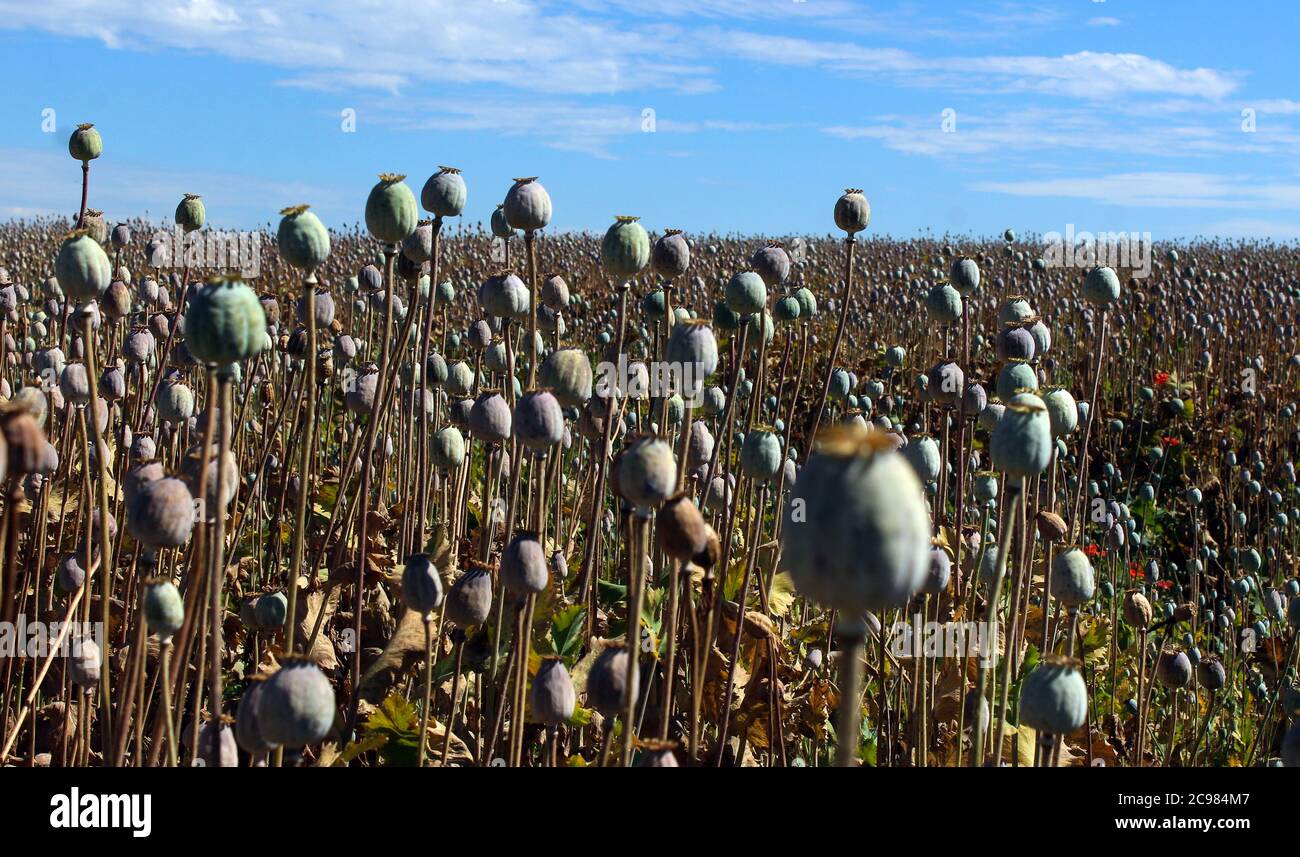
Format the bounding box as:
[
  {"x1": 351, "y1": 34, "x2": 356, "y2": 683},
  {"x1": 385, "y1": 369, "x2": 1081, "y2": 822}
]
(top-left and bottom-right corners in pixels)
[{"x1": 1, "y1": 0, "x2": 1299, "y2": 240}]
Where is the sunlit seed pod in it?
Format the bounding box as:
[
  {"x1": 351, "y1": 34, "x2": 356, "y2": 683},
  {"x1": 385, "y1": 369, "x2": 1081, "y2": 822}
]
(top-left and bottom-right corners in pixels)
[
  {"x1": 185, "y1": 276, "x2": 266, "y2": 367},
  {"x1": 504, "y1": 177, "x2": 552, "y2": 232},
  {"x1": 490, "y1": 204, "x2": 515, "y2": 239},
  {"x1": 712, "y1": 299, "x2": 740, "y2": 331},
  {"x1": 365, "y1": 174, "x2": 418, "y2": 244},
  {"x1": 445, "y1": 565, "x2": 494, "y2": 628},
  {"x1": 1083, "y1": 265, "x2": 1122, "y2": 306},
  {"x1": 56, "y1": 231, "x2": 111, "y2": 303},
  {"x1": 529, "y1": 657, "x2": 576, "y2": 727},
  {"x1": 950, "y1": 257, "x2": 980, "y2": 295},
  {"x1": 430, "y1": 425, "x2": 465, "y2": 470},
  {"x1": 782, "y1": 426, "x2": 931, "y2": 613},
  {"x1": 2, "y1": 411, "x2": 46, "y2": 478},
  {"x1": 68, "y1": 122, "x2": 102, "y2": 161},
  {"x1": 175, "y1": 193, "x2": 206, "y2": 233},
  {"x1": 154, "y1": 379, "x2": 194, "y2": 423},
  {"x1": 142, "y1": 578, "x2": 184, "y2": 641},
  {"x1": 601, "y1": 215, "x2": 650, "y2": 278},
  {"x1": 57, "y1": 553, "x2": 90, "y2": 593},
  {"x1": 1123, "y1": 590, "x2": 1153, "y2": 629},
  {"x1": 995, "y1": 325, "x2": 1036, "y2": 362},
  {"x1": 657, "y1": 492, "x2": 711, "y2": 561},
  {"x1": 277, "y1": 205, "x2": 331, "y2": 270},
  {"x1": 685, "y1": 419, "x2": 715, "y2": 473},
  {"x1": 123, "y1": 328, "x2": 154, "y2": 364},
  {"x1": 924, "y1": 547, "x2": 951, "y2": 596},
  {"x1": 295, "y1": 288, "x2": 334, "y2": 329},
  {"x1": 1041, "y1": 386, "x2": 1078, "y2": 437},
  {"x1": 256, "y1": 658, "x2": 336, "y2": 747},
  {"x1": 345, "y1": 366, "x2": 379, "y2": 415},
  {"x1": 1027, "y1": 319, "x2": 1052, "y2": 356},
  {"x1": 997, "y1": 296, "x2": 1035, "y2": 327},
  {"x1": 751, "y1": 242, "x2": 791, "y2": 287},
  {"x1": 469, "y1": 390, "x2": 512, "y2": 443},
  {"x1": 541, "y1": 274, "x2": 570, "y2": 310},
  {"x1": 652, "y1": 229, "x2": 691, "y2": 279},
  {"x1": 1018, "y1": 655, "x2": 1088, "y2": 735},
  {"x1": 704, "y1": 474, "x2": 732, "y2": 513},
  {"x1": 540, "y1": 347, "x2": 592, "y2": 407},
  {"x1": 925, "y1": 283, "x2": 962, "y2": 323},
  {"x1": 617, "y1": 435, "x2": 676, "y2": 510},
  {"x1": 587, "y1": 646, "x2": 633, "y2": 719},
  {"x1": 902, "y1": 434, "x2": 941, "y2": 484},
  {"x1": 68, "y1": 637, "x2": 102, "y2": 688},
  {"x1": 833, "y1": 188, "x2": 871, "y2": 235},
  {"x1": 477, "y1": 272, "x2": 530, "y2": 320},
  {"x1": 514, "y1": 389, "x2": 564, "y2": 448},
  {"x1": 995, "y1": 360, "x2": 1038, "y2": 401},
  {"x1": 421, "y1": 166, "x2": 467, "y2": 218},
  {"x1": 725, "y1": 270, "x2": 767, "y2": 316},
  {"x1": 127, "y1": 476, "x2": 194, "y2": 549},
  {"x1": 1050, "y1": 548, "x2": 1094, "y2": 607},
  {"x1": 501, "y1": 531, "x2": 548, "y2": 595},
  {"x1": 102, "y1": 280, "x2": 131, "y2": 320},
  {"x1": 1035, "y1": 510, "x2": 1068, "y2": 542},
  {"x1": 926, "y1": 361, "x2": 963, "y2": 407}
]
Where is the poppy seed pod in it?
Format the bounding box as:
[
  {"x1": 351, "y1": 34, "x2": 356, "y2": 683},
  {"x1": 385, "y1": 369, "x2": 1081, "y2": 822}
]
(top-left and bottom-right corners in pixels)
[
  {"x1": 1042, "y1": 387, "x2": 1078, "y2": 437},
  {"x1": 57, "y1": 553, "x2": 90, "y2": 593},
  {"x1": 782, "y1": 426, "x2": 931, "y2": 613},
  {"x1": 950, "y1": 257, "x2": 980, "y2": 295},
  {"x1": 182, "y1": 443, "x2": 238, "y2": 514},
  {"x1": 478, "y1": 272, "x2": 530, "y2": 320},
  {"x1": 903, "y1": 434, "x2": 941, "y2": 483},
  {"x1": 1083, "y1": 265, "x2": 1121, "y2": 306},
  {"x1": 501, "y1": 531, "x2": 548, "y2": 595},
  {"x1": 154, "y1": 379, "x2": 193, "y2": 423},
  {"x1": 185, "y1": 277, "x2": 266, "y2": 367},
  {"x1": 990, "y1": 393, "x2": 1052, "y2": 481},
  {"x1": 1018, "y1": 655, "x2": 1088, "y2": 735},
  {"x1": 1155, "y1": 648, "x2": 1192, "y2": 689},
  {"x1": 102, "y1": 280, "x2": 131, "y2": 320},
  {"x1": 741, "y1": 428, "x2": 782, "y2": 482},
  {"x1": 926, "y1": 361, "x2": 963, "y2": 407},
  {"x1": 56, "y1": 231, "x2": 112, "y2": 302},
  {"x1": 469, "y1": 390, "x2": 512, "y2": 444},
  {"x1": 490, "y1": 204, "x2": 515, "y2": 239},
  {"x1": 540, "y1": 347, "x2": 593, "y2": 407},
  {"x1": 236, "y1": 676, "x2": 276, "y2": 755},
  {"x1": 365, "y1": 174, "x2": 418, "y2": 244},
  {"x1": 68, "y1": 638, "x2": 102, "y2": 688},
  {"x1": 1050, "y1": 548, "x2": 1095, "y2": 607},
  {"x1": 652, "y1": 229, "x2": 691, "y2": 279},
  {"x1": 253, "y1": 591, "x2": 288, "y2": 630},
  {"x1": 296, "y1": 288, "x2": 334, "y2": 329},
  {"x1": 601, "y1": 216, "x2": 650, "y2": 278},
  {"x1": 529, "y1": 657, "x2": 576, "y2": 727},
  {"x1": 445, "y1": 565, "x2": 494, "y2": 627},
  {"x1": 1035, "y1": 510, "x2": 1068, "y2": 542},
  {"x1": 617, "y1": 435, "x2": 677, "y2": 510},
  {"x1": 277, "y1": 205, "x2": 330, "y2": 270},
  {"x1": 725, "y1": 270, "x2": 767, "y2": 316},
  {"x1": 421, "y1": 166, "x2": 467, "y2": 218},
  {"x1": 961, "y1": 382, "x2": 987, "y2": 419},
  {"x1": 685, "y1": 419, "x2": 714, "y2": 472},
  {"x1": 587, "y1": 646, "x2": 633, "y2": 718},
  {"x1": 142, "y1": 578, "x2": 184, "y2": 641},
  {"x1": 514, "y1": 389, "x2": 564, "y2": 448},
  {"x1": 995, "y1": 326, "x2": 1036, "y2": 362},
  {"x1": 175, "y1": 194, "x2": 205, "y2": 233},
  {"x1": 1197, "y1": 656, "x2": 1226, "y2": 691},
  {"x1": 431, "y1": 425, "x2": 465, "y2": 469},
  {"x1": 794, "y1": 286, "x2": 817, "y2": 320},
  {"x1": 998, "y1": 296, "x2": 1035, "y2": 327},
  {"x1": 1123, "y1": 590, "x2": 1153, "y2": 629},
  {"x1": 926, "y1": 283, "x2": 963, "y2": 324},
  {"x1": 3, "y1": 412, "x2": 47, "y2": 478},
  {"x1": 541, "y1": 274, "x2": 570, "y2": 310},
  {"x1": 256, "y1": 658, "x2": 336, "y2": 747},
  {"x1": 924, "y1": 547, "x2": 952, "y2": 596},
  {"x1": 665, "y1": 319, "x2": 719, "y2": 396},
  {"x1": 401, "y1": 554, "x2": 444, "y2": 615},
  {"x1": 504, "y1": 177, "x2": 552, "y2": 232},
  {"x1": 751, "y1": 242, "x2": 791, "y2": 287},
  {"x1": 833, "y1": 188, "x2": 871, "y2": 235},
  {"x1": 345, "y1": 365, "x2": 379, "y2": 414},
  {"x1": 69, "y1": 123, "x2": 102, "y2": 161},
  {"x1": 774, "y1": 295, "x2": 801, "y2": 324},
  {"x1": 657, "y1": 492, "x2": 711, "y2": 560},
  {"x1": 996, "y1": 359, "x2": 1038, "y2": 401}
]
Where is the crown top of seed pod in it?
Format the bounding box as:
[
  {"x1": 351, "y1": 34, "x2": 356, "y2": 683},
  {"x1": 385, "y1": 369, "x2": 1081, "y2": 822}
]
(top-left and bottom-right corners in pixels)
[
  {"x1": 280, "y1": 204, "x2": 311, "y2": 216},
  {"x1": 377, "y1": 173, "x2": 405, "y2": 183},
  {"x1": 437, "y1": 166, "x2": 461, "y2": 174}
]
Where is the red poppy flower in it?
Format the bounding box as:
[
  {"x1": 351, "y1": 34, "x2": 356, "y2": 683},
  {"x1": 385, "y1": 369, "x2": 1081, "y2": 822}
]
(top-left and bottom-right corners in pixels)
[{"x1": 1155, "y1": 371, "x2": 1170, "y2": 386}]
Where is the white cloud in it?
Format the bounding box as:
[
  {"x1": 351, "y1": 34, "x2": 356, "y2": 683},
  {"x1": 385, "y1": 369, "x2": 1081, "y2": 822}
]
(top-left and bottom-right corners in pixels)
[
  {"x1": 969, "y1": 172, "x2": 1300, "y2": 210},
  {"x1": 1087, "y1": 16, "x2": 1121, "y2": 27}
]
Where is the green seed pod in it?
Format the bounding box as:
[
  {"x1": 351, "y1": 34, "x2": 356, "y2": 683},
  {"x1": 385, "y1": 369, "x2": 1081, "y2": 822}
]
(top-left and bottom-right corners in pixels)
[
  {"x1": 833, "y1": 188, "x2": 871, "y2": 235},
  {"x1": 540, "y1": 347, "x2": 593, "y2": 407},
  {"x1": 996, "y1": 359, "x2": 1038, "y2": 401},
  {"x1": 642, "y1": 288, "x2": 665, "y2": 320},
  {"x1": 990, "y1": 393, "x2": 1052, "y2": 481},
  {"x1": 478, "y1": 272, "x2": 530, "y2": 320},
  {"x1": 56, "y1": 231, "x2": 111, "y2": 303},
  {"x1": 725, "y1": 270, "x2": 767, "y2": 316},
  {"x1": 154, "y1": 379, "x2": 194, "y2": 423},
  {"x1": 255, "y1": 591, "x2": 288, "y2": 629},
  {"x1": 774, "y1": 295, "x2": 801, "y2": 324},
  {"x1": 1050, "y1": 548, "x2": 1094, "y2": 607},
  {"x1": 1083, "y1": 265, "x2": 1121, "y2": 305},
  {"x1": 431, "y1": 425, "x2": 466, "y2": 469},
  {"x1": 601, "y1": 215, "x2": 650, "y2": 278},
  {"x1": 794, "y1": 286, "x2": 817, "y2": 319},
  {"x1": 782, "y1": 426, "x2": 931, "y2": 612},
  {"x1": 618, "y1": 435, "x2": 677, "y2": 510},
  {"x1": 1041, "y1": 386, "x2": 1078, "y2": 437},
  {"x1": 68, "y1": 123, "x2": 102, "y2": 162},
  {"x1": 256, "y1": 658, "x2": 336, "y2": 747},
  {"x1": 746, "y1": 309, "x2": 774, "y2": 345},
  {"x1": 903, "y1": 434, "x2": 941, "y2": 483},
  {"x1": 490, "y1": 204, "x2": 515, "y2": 239},
  {"x1": 741, "y1": 426, "x2": 782, "y2": 483},
  {"x1": 700, "y1": 385, "x2": 726, "y2": 416},
  {"x1": 926, "y1": 283, "x2": 963, "y2": 323},
  {"x1": 421, "y1": 166, "x2": 467, "y2": 218},
  {"x1": 950, "y1": 257, "x2": 980, "y2": 295},
  {"x1": 504, "y1": 177, "x2": 552, "y2": 232},
  {"x1": 365, "y1": 173, "x2": 418, "y2": 244},
  {"x1": 175, "y1": 193, "x2": 205, "y2": 233},
  {"x1": 666, "y1": 319, "x2": 719, "y2": 388},
  {"x1": 184, "y1": 276, "x2": 267, "y2": 367},
  {"x1": 277, "y1": 204, "x2": 330, "y2": 270},
  {"x1": 142, "y1": 578, "x2": 185, "y2": 641},
  {"x1": 997, "y1": 296, "x2": 1035, "y2": 327},
  {"x1": 1018, "y1": 655, "x2": 1088, "y2": 735}
]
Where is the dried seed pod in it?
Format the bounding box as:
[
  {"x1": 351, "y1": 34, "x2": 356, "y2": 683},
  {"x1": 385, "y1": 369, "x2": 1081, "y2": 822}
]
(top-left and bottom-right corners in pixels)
[
  {"x1": 587, "y1": 646, "x2": 633, "y2": 719},
  {"x1": 469, "y1": 390, "x2": 512, "y2": 444},
  {"x1": 657, "y1": 492, "x2": 710, "y2": 561},
  {"x1": 445, "y1": 565, "x2": 493, "y2": 628},
  {"x1": 401, "y1": 554, "x2": 444, "y2": 614},
  {"x1": 236, "y1": 675, "x2": 276, "y2": 755},
  {"x1": 127, "y1": 476, "x2": 195, "y2": 549},
  {"x1": 528, "y1": 657, "x2": 576, "y2": 727},
  {"x1": 513, "y1": 389, "x2": 564, "y2": 448},
  {"x1": 501, "y1": 531, "x2": 548, "y2": 595},
  {"x1": 255, "y1": 658, "x2": 336, "y2": 747},
  {"x1": 1155, "y1": 647, "x2": 1192, "y2": 689},
  {"x1": 1122, "y1": 590, "x2": 1153, "y2": 630},
  {"x1": 1035, "y1": 510, "x2": 1068, "y2": 542}
]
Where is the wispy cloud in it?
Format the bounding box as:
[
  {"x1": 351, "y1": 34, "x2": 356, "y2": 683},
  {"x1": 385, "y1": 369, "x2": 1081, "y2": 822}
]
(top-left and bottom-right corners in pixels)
[{"x1": 969, "y1": 172, "x2": 1300, "y2": 210}]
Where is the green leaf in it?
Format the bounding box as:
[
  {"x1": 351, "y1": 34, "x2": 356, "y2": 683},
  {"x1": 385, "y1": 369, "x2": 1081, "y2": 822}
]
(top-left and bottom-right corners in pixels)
[{"x1": 550, "y1": 604, "x2": 587, "y2": 663}]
